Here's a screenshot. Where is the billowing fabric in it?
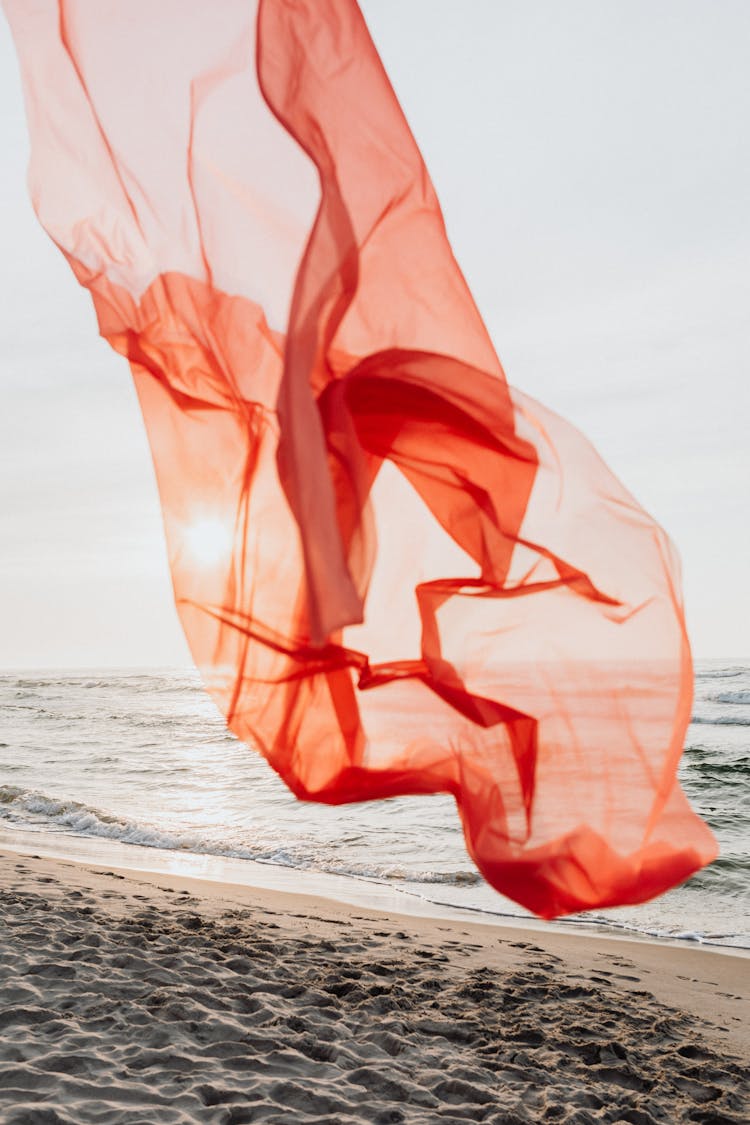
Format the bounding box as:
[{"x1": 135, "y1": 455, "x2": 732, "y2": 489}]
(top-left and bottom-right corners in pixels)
[{"x1": 4, "y1": 0, "x2": 716, "y2": 917}]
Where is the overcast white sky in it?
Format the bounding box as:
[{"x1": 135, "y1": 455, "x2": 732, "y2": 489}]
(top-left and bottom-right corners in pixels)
[{"x1": 1, "y1": 1, "x2": 748, "y2": 668}]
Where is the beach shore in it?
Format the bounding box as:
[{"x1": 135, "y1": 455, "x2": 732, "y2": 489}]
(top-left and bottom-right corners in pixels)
[{"x1": 1, "y1": 848, "x2": 747, "y2": 1124}]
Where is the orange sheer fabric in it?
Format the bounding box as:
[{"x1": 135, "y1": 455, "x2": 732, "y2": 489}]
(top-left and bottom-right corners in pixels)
[{"x1": 4, "y1": 0, "x2": 716, "y2": 917}]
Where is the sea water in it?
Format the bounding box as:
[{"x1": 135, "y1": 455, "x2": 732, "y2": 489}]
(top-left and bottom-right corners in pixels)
[{"x1": 1, "y1": 661, "x2": 747, "y2": 947}]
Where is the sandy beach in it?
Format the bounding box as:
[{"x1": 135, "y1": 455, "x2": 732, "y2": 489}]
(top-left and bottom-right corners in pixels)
[{"x1": 0, "y1": 848, "x2": 747, "y2": 1124}]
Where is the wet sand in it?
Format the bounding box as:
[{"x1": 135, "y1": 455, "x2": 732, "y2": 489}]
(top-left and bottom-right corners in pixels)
[{"x1": 1, "y1": 848, "x2": 748, "y2": 1124}]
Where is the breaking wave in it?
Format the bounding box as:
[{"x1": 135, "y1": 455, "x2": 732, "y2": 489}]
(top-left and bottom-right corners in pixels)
[{"x1": 0, "y1": 785, "x2": 482, "y2": 888}]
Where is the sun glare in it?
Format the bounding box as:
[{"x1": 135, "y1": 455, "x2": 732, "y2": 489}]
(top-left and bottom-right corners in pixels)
[{"x1": 182, "y1": 516, "x2": 234, "y2": 569}]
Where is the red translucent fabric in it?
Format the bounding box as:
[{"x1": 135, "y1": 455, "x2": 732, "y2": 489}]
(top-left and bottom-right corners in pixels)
[{"x1": 4, "y1": 0, "x2": 716, "y2": 917}]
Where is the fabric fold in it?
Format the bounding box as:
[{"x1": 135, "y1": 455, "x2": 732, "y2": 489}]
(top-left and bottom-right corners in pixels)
[{"x1": 3, "y1": 0, "x2": 716, "y2": 917}]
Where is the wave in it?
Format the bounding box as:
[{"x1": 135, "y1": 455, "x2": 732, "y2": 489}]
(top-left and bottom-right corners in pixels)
[
  {"x1": 1, "y1": 710, "x2": 227, "y2": 736},
  {"x1": 0, "y1": 785, "x2": 481, "y2": 888},
  {"x1": 712, "y1": 690, "x2": 750, "y2": 705},
  {"x1": 691, "y1": 771, "x2": 750, "y2": 790},
  {"x1": 3, "y1": 673, "x2": 201, "y2": 695},
  {"x1": 687, "y1": 854, "x2": 750, "y2": 896},
  {"x1": 695, "y1": 668, "x2": 744, "y2": 680},
  {"x1": 68, "y1": 678, "x2": 201, "y2": 695},
  {"x1": 690, "y1": 715, "x2": 750, "y2": 727},
  {"x1": 686, "y1": 758, "x2": 750, "y2": 781}
]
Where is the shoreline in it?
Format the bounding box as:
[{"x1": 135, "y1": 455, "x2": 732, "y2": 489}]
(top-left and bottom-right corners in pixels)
[
  {"x1": 2, "y1": 846, "x2": 748, "y2": 1123},
  {"x1": 3, "y1": 845, "x2": 749, "y2": 1044},
  {"x1": 1, "y1": 824, "x2": 747, "y2": 954}
]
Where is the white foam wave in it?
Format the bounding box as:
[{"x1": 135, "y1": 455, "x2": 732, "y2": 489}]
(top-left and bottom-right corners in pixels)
[{"x1": 0, "y1": 785, "x2": 481, "y2": 888}]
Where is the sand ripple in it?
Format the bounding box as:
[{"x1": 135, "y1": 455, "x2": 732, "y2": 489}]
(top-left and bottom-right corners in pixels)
[{"x1": 0, "y1": 859, "x2": 748, "y2": 1124}]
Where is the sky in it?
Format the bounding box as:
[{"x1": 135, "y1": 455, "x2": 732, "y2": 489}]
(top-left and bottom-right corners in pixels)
[{"x1": 0, "y1": 0, "x2": 748, "y2": 668}]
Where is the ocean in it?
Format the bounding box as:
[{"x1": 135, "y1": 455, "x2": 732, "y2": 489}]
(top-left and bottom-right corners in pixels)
[{"x1": 1, "y1": 661, "x2": 748, "y2": 948}]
